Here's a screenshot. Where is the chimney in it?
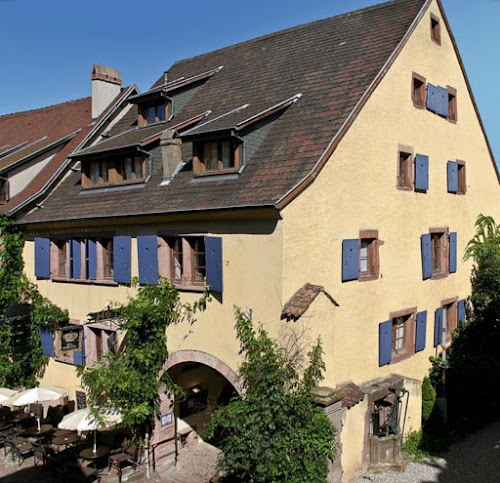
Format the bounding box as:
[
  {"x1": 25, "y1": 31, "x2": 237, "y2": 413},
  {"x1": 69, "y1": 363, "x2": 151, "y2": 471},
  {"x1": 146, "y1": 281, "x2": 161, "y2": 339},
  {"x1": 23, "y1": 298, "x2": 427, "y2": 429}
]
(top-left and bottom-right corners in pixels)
[
  {"x1": 91, "y1": 64, "x2": 122, "y2": 119},
  {"x1": 160, "y1": 130, "x2": 182, "y2": 184}
]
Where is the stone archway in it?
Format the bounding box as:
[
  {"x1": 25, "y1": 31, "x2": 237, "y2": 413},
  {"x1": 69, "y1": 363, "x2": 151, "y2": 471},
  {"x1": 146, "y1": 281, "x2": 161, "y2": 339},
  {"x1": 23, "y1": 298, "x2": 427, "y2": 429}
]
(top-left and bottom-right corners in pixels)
[{"x1": 161, "y1": 349, "x2": 243, "y2": 394}]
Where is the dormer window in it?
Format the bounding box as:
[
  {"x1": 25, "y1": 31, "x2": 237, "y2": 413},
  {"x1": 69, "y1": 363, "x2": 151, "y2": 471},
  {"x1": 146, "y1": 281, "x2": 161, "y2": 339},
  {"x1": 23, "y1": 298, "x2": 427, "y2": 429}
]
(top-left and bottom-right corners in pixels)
[
  {"x1": 193, "y1": 139, "x2": 242, "y2": 174},
  {"x1": 0, "y1": 178, "x2": 8, "y2": 203},
  {"x1": 138, "y1": 103, "x2": 168, "y2": 126},
  {"x1": 82, "y1": 156, "x2": 148, "y2": 188}
]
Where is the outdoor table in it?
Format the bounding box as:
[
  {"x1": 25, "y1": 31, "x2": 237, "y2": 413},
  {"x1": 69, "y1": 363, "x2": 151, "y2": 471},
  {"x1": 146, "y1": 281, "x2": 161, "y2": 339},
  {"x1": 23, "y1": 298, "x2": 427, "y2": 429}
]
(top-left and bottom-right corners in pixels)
[
  {"x1": 52, "y1": 428, "x2": 74, "y2": 437},
  {"x1": 23, "y1": 424, "x2": 53, "y2": 437},
  {"x1": 9, "y1": 412, "x2": 30, "y2": 424},
  {"x1": 79, "y1": 445, "x2": 109, "y2": 461},
  {"x1": 52, "y1": 433, "x2": 80, "y2": 449}
]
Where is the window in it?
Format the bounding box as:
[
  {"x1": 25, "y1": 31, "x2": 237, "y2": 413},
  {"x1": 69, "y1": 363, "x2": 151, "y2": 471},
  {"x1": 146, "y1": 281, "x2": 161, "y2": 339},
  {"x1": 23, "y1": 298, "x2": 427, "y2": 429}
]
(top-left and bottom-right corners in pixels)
[
  {"x1": 412, "y1": 73, "x2": 426, "y2": 109},
  {"x1": 82, "y1": 156, "x2": 148, "y2": 188},
  {"x1": 101, "y1": 239, "x2": 113, "y2": 280},
  {"x1": 372, "y1": 396, "x2": 399, "y2": 437},
  {"x1": 397, "y1": 146, "x2": 413, "y2": 189},
  {"x1": 193, "y1": 139, "x2": 242, "y2": 174},
  {"x1": 57, "y1": 240, "x2": 69, "y2": 277},
  {"x1": 139, "y1": 103, "x2": 167, "y2": 126},
  {"x1": 390, "y1": 308, "x2": 417, "y2": 363},
  {"x1": 430, "y1": 228, "x2": 448, "y2": 278},
  {"x1": 457, "y1": 160, "x2": 466, "y2": 194},
  {"x1": 0, "y1": 178, "x2": 9, "y2": 203},
  {"x1": 160, "y1": 236, "x2": 206, "y2": 288},
  {"x1": 359, "y1": 230, "x2": 379, "y2": 281},
  {"x1": 447, "y1": 87, "x2": 457, "y2": 122},
  {"x1": 441, "y1": 298, "x2": 458, "y2": 345},
  {"x1": 430, "y1": 14, "x2": 441, "y2": 45},
  {"x1": 90, "y1": 327, "x2": 118, "y2": 362}
]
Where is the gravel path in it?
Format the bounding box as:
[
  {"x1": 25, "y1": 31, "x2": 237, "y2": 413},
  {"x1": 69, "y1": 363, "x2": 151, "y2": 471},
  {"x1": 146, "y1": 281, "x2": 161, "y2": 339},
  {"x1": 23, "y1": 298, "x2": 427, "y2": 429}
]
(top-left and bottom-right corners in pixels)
[{"x1": 354, "y1": 420, "x2": 500, "y2": 483}]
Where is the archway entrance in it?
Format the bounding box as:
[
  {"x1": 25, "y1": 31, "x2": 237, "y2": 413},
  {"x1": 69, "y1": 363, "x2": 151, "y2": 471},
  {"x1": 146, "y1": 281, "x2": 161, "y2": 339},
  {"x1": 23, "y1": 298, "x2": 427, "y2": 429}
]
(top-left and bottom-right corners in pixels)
[{"x1": 168, "y1": 361, "x2": 238, "y2": 434}]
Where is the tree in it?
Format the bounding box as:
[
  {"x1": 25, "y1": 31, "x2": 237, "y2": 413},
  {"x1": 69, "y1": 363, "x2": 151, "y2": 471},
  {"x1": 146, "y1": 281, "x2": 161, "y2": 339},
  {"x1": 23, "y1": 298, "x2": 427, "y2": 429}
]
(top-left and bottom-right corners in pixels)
[
  {"x1": 79, "y1": 279, "x2": 209, "y2": 435},
  {"x1": 206, "y1": 308, "x2": 336, "y2": 483}
]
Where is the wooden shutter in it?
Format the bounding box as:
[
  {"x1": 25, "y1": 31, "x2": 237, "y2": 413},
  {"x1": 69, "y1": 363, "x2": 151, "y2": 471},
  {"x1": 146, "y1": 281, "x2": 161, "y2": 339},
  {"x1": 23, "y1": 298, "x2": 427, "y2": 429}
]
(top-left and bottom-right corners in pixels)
[
  {"x1": 414, "y1": 154, "x2": 429, "y2": 191},
  {"x1": 379, "y1": 320, "x2": 392, "y2": 366},
  {"x1": 137, "y1": 236, "x2": 159, "y2": 285},
  {"x1": 87, "y1": 239, "x2": 97, "y2": 280},
  {"x1": 437, "y1": 86, "x2": 449, "y2": 117},
  {"x1": 447, "y1": 161, "x2": 458, "y2": 193},
  {"x1": 449, "y1": 232, "x2": 457, "y2": 273},
  {"x1": 113, "y1": 236, "x2": 131, "y2": 284},
  {"x1": 73, "y1": 329, "x2": 85, "y2": 366},
  {"x1": 71, "y1": 239, "x2": 81, "y2": 279},
  {"x1": 457, "y1": 299, "x2": 466, "y2": 326},
  {"x1": 434, "y1": 308, "x2": 443, "y2": 347},
  {"x1": 342, "y1": 239, "x2": 360, "y2": 282},
  {"x1": 39, "y1": 327, "x2": 54, "y2": 357},
  {"x1": 421, "y1": 234, "x2": 432, "y2": 280},
  {"x1": 415, "y1": 311, "x2": 427, "y2": 352},
  {"x1": 34, "y1": 237, "x2": 51, "y2": 279},
  {"x1": 205, "y1": 237, "x2": 223, "y2": 292},
  {"x1": 426, "y1": 84, "x2": 438, "y2": 113}
]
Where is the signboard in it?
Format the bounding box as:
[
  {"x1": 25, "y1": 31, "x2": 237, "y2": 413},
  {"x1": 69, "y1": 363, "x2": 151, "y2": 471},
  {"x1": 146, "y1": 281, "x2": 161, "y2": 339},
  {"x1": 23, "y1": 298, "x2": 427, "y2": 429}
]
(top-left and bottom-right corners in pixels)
[
  {"x1": 161, "y1": 413, "x2": 173, "y2": 427},
  {"x1": 60, "y1": 326, "x2": 81, "y2": 351}
]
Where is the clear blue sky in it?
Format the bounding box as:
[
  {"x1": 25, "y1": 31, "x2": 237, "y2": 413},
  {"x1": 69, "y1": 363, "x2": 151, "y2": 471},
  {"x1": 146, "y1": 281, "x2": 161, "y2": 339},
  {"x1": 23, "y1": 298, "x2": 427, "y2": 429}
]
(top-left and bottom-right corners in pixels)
[{"x1": 1, "y1": 0, "x2": 499, "y2": 161}]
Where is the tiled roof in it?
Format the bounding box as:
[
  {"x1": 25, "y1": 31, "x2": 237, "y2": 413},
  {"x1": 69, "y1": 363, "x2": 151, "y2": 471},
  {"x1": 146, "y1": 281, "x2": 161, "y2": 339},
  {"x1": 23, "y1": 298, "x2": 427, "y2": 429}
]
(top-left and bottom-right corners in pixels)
[
  {"x1": 18, "y1": 0, "x2": 427, "y2": 224},
  {"x1": 281, "y1": 283, "x2": 338, "y2": 321},
  {"x1": 1, "y1": 89, "x2": 132, "y2": 216}
]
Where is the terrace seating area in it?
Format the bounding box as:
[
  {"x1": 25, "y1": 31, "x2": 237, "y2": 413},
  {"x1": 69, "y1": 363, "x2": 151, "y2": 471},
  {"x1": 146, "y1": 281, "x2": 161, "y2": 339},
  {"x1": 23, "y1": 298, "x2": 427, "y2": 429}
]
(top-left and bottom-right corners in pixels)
[{"x1": 0, "y1": 405, "x2": 141, "y2": 482}]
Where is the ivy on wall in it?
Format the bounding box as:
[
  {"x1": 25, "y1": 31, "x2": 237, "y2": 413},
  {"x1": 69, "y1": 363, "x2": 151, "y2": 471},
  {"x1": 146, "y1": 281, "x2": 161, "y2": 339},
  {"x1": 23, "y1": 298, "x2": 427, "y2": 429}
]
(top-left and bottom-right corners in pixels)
[{"x1": 0, "y1": 217, "x2": 68, "y2": 388}]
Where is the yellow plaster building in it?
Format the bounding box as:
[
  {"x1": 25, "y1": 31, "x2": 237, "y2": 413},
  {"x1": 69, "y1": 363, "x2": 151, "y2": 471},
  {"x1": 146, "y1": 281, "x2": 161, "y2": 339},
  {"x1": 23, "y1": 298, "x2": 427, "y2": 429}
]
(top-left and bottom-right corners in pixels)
[{"x1": 15, "y1": 0, "x2": 500, "y2": 480}]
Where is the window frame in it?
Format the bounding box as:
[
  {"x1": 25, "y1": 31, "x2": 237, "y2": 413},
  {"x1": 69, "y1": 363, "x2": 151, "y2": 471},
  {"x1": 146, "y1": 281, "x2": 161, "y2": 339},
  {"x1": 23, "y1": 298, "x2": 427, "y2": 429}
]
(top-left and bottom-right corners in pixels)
[
  {"x1": 397, "y1": 144, "x2": 414, "y2": 190},
  {"x1": 456, "y1": 160, "x2": 466, "y2": 194},
  {"x1": 441, "y1": 297, "x2": 458, "y2": 346},
  {"x1": 447, "y1": 86, "x2": 457, "y2": 123},
  {"x1": 430, "y1": 14, "x2": 441, "y2": 46},
  {"x1": 159, "y1": 235, "x2": 207, "y2": 291},
  {"x1": 389, "y1": 307, "x2": 417, "y2": 364},
  {"x1": 81, "y1": 156, "x2": 148, "y2": 189},
  {"x1": 412, "y1": 73, "x2": 427, "y2": 109},
  {"x1": 429, "y1": 227, "x2": 449, "y2": 279},
  {"x1": 138, "y1": 102, "x2": 169, "y2": 127},
  {"x1": 358, "y1": 229, "x2": 380, "y2": 282},
  {"x1": 193, "y1": 138, "x2": 242, "y2": 175}
]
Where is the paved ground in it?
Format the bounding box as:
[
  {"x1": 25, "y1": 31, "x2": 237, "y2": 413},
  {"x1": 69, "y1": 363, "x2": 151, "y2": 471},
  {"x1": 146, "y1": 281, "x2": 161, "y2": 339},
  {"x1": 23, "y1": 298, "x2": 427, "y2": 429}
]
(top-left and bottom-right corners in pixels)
[{"x1": 355, "y1": 420, "x2": 500, "y2": 483}]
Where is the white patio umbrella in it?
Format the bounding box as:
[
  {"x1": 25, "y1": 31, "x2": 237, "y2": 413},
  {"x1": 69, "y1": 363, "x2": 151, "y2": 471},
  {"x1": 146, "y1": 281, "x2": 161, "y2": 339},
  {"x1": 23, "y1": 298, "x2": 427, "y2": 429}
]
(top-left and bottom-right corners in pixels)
[
  {"x1": 6, "y1": 387, "x2": 66, "y2": 430},
  {"x1": 0, "y1": 388, "x2": 18, "y2": 405},
  {"x1": 58, "y1": 407, "x2": 122, "y2": 453}
]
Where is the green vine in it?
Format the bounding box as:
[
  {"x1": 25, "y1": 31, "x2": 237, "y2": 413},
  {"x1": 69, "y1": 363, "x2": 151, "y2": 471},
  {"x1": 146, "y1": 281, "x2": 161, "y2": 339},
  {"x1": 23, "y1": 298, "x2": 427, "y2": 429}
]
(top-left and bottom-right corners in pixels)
[
  {"x1": 0, "y1": 217, "x2": 68, "y2": 388},
  {"x1": 79, "y1": 278, "x2": 210, "y2": 434}
]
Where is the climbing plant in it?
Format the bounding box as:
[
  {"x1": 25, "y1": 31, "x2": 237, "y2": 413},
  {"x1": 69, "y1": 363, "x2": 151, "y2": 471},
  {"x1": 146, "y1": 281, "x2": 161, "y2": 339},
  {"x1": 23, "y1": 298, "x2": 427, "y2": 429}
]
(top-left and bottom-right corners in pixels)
[
  {"x1": 206, "y1": 308, "x2": 337, "y2": 483},
  {"x1": 79, "y1": 278, "x2": 210, "y2": 433},
  {"x1": 0, "y1": 217, "x2": 67, "y2": 387}
]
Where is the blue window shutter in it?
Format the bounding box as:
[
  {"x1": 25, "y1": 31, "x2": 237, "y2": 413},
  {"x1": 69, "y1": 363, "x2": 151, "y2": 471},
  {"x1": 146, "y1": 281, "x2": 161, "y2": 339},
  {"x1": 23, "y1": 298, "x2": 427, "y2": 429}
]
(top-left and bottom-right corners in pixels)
[
  {"x1": 415, "y1": 311, "x2": 427, "y2": 353},
  {"x1": 205, "y1": 237, "x2": 223, "y2": 292},
  {"x1": 457, "y1": 299, "x2": 466, "y2": 326},
  {"x1": 71, "y1": 239, "x2": 81, "y2": 279},
  {"x1": 379, "y1": 320, "x2": 392, "y2": 366},
  {"x1": 434, "y1": 308, "x2": 443, "y2": 347},
  {"x1": 414, "y1": 154, "x2": 429, "y2": 191},
  {"x1": 421, "y1": 234, "x2": 432, "y2": 280},
  {"x1": 34, "y1": 237, "x2": 51, "y2": 279},
  {"x1": 87, "y1": 239, "x2": 97, "y2": 280},
  {"x1": 447, "y1": 161, "x2": 458, "y2": 193},
  {"x1": 39, "y1": 328, "x2": 54, "y2": 357},
  {"x1": 437, "y1": 86, "x2": 449, "y2": 117},
  {"x1": 138, "y1": 236, "x2": 159, "y2": 285},
  {"x1": 426, "y1": 84, "x2": 438, "y2": 113},
  {"x1": 113, "y1": 236, "x2": 131, "y2": 284},
  {"x1": 449, "y1": 232, "x2": 457, "y2": 274},
  {"x1": 342, "y1": 239, "x2": 360, "y2": 282},
  {"x1": 73, "y1": 330, "x2": 85, "y2": 366}
]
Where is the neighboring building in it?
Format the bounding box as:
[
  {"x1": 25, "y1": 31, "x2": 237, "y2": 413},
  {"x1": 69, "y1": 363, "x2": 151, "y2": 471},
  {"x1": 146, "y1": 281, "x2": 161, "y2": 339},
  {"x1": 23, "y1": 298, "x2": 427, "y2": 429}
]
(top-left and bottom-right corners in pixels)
[
  {"x1": 13, "y1": 0, "x2": 500, "y2": 480},
  {"x1": 0, "y1": 65, "x2": 136, "y2": 218}
]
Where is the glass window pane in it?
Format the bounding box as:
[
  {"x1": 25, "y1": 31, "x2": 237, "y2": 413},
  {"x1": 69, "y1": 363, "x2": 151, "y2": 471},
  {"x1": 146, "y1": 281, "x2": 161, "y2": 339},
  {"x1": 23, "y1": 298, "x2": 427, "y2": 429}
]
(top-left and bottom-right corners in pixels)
[
  {"x1": 145, "y1": 106, "x2": 156, "y2": 124},
  {"x1": 221, "y1": 141, "x2": 233, "y2": 169},
  {"x1": 91, "y1": 161, "x2": 100, "y2": 184},
  {"x1": 360, "y1": 242, "x2": 369, "y2": 273},
  {"x1": 173, "y1": 239, "x2": 183, "y2": 281},
  {"x1": 157, "y1": 104, "x2": 166, "y2": 121},
  {"x1": 134, "y1": 158, "x2": 144, "y2": 179},
  {"x1": 101, "y1": 161, "x2": 108, "y2": 184},
  {"x1": 124, "y1": 158, "x2": 133, "y2": 180}
]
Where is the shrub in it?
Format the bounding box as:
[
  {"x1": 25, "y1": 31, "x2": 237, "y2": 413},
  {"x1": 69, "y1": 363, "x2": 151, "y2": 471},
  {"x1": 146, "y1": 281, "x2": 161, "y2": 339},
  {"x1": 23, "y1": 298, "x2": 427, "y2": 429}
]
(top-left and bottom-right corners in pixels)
[{"x1": 421, "y1": 377, "x2": 436, "y2": 424}]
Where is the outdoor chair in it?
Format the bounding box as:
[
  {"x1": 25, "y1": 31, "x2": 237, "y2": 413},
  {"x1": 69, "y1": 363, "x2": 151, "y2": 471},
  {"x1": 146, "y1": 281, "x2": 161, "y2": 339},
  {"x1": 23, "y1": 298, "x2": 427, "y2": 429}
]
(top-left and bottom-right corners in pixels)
[
  {"x1": 33, "y1": 441, "x2": 54, "y2": 466},
  {"x1": 57, "y1": 459, "x2": 101, "y2": 483},
  {"x1": 8, "y1": 436, "x2": 34, "y2": 465},
  {"x1": 108, "y1": 440, "x2": 140, "y2": 483}
]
